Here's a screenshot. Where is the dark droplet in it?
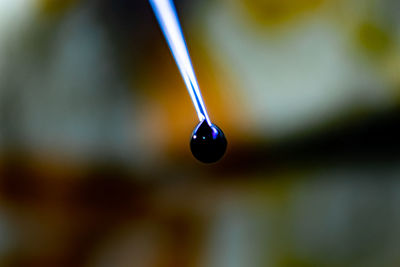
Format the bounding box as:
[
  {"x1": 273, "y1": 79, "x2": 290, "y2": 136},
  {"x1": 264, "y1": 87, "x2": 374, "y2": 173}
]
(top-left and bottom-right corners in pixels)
[{"x1": 190, "y1": 120, "x2": 227, "y2": 163}]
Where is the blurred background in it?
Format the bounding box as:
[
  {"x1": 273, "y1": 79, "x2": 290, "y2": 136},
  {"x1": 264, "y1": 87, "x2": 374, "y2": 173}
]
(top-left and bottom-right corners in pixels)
[{"x1": 1, "y1": 0, "x2": 400, "y2": 266}]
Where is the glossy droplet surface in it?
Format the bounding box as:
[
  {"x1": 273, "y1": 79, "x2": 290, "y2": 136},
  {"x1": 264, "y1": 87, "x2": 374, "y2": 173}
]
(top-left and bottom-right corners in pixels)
[{"x1": 190, "y1": 120, "x2": 227, "y2": 163}]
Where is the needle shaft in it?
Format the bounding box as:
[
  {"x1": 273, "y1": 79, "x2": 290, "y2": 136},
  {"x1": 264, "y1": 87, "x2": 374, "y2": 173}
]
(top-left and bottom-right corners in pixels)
[{"x1": 149, "y1": 0, "x2": 211, "y2": 124}]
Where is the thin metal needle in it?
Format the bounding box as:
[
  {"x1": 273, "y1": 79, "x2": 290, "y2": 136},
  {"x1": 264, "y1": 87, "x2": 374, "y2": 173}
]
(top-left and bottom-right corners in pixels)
[{"x1": 149, "y1": 0, "x2": 211, "y2": 125}]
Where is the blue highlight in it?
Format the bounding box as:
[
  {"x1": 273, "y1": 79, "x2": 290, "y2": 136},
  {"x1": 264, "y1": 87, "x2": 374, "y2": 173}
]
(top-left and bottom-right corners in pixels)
[{"x1": 149, "y1": 0, "x2": 211, "y2": 125}]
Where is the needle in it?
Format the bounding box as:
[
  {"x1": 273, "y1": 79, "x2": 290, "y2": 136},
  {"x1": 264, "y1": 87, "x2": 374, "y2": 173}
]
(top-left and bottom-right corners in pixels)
[
  {"x1": 149, "y1": 0, "x2": 227, "y2": 163},
  {"x1": 149, "y1": 0, "x2": 211, "y2": 125}
]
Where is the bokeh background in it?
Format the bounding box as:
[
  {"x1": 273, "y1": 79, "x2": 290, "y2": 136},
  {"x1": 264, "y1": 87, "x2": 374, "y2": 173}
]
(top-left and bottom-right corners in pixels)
[{"x1": 1, "y1": 0, "x2": 400, "y2": 266}]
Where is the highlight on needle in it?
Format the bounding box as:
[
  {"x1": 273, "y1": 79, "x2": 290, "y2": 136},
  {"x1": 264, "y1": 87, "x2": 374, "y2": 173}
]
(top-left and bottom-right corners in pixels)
[{"x1": 148, "y1": 0, "x2": 211, "y2": 125}]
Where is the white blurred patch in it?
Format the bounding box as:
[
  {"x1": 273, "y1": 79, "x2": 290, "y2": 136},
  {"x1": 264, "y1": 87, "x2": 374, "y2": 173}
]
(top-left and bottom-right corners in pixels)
[
  {"x1": 0, "y1": 2, "x2": 160, "y2": 169},
  {"x1": 0, "y1": 0, "x2": 34, "y2": 36},
  {"x1": 202, "y1": 1, "x2": 396, "y2": 138}
]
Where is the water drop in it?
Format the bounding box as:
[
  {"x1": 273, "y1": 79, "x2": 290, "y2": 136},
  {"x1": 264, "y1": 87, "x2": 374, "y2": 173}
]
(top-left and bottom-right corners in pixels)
[{"x1": 190, "y1": 120, "x2": 227, "y2": 163}]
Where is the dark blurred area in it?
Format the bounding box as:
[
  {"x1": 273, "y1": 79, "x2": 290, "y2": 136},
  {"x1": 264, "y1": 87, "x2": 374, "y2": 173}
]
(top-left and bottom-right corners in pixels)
[{"x1": 1, "y1": 0, "x2": 400, "y2": 266}]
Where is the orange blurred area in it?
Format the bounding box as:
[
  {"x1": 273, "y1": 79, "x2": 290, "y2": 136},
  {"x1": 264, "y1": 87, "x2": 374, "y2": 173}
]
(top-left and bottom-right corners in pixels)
[{"x1": 1, "y1": 0, "x2": 400, "y2": 266}]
